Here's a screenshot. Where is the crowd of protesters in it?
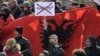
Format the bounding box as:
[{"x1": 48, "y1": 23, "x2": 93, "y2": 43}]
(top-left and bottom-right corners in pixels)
[{"x1": 0, "y1": 0, "x2": 100, "y2": 56}]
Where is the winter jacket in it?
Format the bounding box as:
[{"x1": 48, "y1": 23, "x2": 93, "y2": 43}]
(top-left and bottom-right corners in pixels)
[
  {"x1": 42, "y1": 30, "x2": 64, "y2": 56},
  {"x1": 15, "y1": 36, "x2": 32, "y2": 56},
  {"x1": 84, "y1": 36, "x2": 100, "y2": 56}
]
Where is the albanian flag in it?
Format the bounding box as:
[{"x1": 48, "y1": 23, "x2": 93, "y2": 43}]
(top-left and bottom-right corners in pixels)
[{"x1": 2, "y1": 7, "x2": 100, "y2": 56}]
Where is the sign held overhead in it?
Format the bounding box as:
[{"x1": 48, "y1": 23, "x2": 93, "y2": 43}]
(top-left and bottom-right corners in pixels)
[{"x1": 34, "y1": 2, "x2": 55, "y2": 16}]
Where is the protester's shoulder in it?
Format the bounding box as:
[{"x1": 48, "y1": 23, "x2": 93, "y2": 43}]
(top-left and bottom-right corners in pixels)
[{"x1": 22, "y1": 37, "x2": 30, "y2": 42}]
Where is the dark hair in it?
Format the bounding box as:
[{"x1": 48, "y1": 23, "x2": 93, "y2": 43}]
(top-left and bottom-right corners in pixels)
[
  {"x1": 1, "y1": 8, "x2": 10, "y2": 21},
  {"x1": 71, "y1": 2, "x2": 79, "y2": 6},
  {"x1": 80, "y1": 4, "x2": 86, "y2": 8},
  {"x1": 86, "y1": 35, "x2": 97, "y2": 48},
  {"x1": 73, "y1": 49, "x2": 87, "y2": 56},
  {"x1": 15, "y1": 26, "x2": 23, "y2": 34}
]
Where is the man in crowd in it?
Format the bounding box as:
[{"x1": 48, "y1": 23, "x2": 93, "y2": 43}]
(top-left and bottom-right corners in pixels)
[
  {"x1": 9, "y1": 0, "x2": 21, "y2": 19},
  {"x1": 84, "y1": 35, "x2": 100, "y2": 56},
  {"x1": 19, "y1": 2, "x2": 33, "y2": 17},
  {"x1": 42, "y1": 19, "x2": 64, "y2": 56},
  {"x1": 14, "y1": 26, "x2": 32, "y2": 56}
]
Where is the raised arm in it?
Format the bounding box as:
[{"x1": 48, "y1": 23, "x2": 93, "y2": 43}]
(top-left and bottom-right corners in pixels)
[{"x1": 42, "y1": 18, "x2": 50, "y2": 50}]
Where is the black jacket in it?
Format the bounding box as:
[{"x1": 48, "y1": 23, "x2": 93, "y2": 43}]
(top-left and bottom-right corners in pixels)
[
  {"x1": 15, "y1": 36, "x2": 32, "y2": 56},
  {"x1": 84, "y1": 36, "x2": 100, "y2": 56},
  {"x1": 10, "y1": 6, "x2": 21, "y2": 19},
  {"x1": 42, "y1": 30, "x2": 64, "y2": 56},
  {"x1": 19, "y1": 10, "x2": 32, "y2": 17}
]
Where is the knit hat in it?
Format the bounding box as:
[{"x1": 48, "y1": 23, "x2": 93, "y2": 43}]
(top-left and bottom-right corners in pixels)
[{"x1": 15, "y1": 26, "x2": 23, "y2": 34}]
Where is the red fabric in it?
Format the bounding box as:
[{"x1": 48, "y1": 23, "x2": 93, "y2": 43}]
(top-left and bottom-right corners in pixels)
[
  {"x1": 2, "y1": 7, "x2": 100, "y2": 56},
  {"x1": 64, "y1": 7, "x2": 100, "y2": 56},
  {"x1": 0, "y1": 20, "x2": 5, "y2": 29},
  {"x1": 6, "y1": 52, "x2": 22, "y2": 56},
  {"x1": 3, "y1": 14, "x2": 43, "y2": 56},
  {"x1": 1, "y1": 14, "x2": 15, "y2": 47}
]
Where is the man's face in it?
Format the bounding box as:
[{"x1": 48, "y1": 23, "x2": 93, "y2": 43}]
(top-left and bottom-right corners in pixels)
[
  {"x1": 85, "y1": 39, "x2": 92, "y2": 47},
  {"x1": 14, "y1": 30, "x2": 20, "y2": 37},
  {"x1": 23, "y1": 7, "x2": 29, "y2": 11},
  {"x1": 49, "y1": 35, "x2": 58, "y2": 44},
  {"x1": 9, "y1": 0, "x2": 16, "y2": 7}
]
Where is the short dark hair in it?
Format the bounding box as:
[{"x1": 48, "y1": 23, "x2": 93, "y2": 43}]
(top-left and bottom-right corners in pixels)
[
  {"x1": 15, "y1": 26, "x2": 23, "y2": 34},
  {"x1": 71, "y1": 2, "x2": 79, "y2": 6},
  {"x1": 72, "y1": 49, "x2": 87, "y2": 56},
  {"x1": 80, "y1": 4, "x2": 86, "y2": 8}
]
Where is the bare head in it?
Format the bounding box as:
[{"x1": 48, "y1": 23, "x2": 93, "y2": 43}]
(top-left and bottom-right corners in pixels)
[{"x1": 49, "y1": 34, "x2": 58, "y2": 45}]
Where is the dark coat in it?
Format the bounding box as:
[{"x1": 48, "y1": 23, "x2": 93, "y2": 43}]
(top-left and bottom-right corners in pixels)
[
  {"x1": 10, "y1": 6, "x2": 21, "y2": 19},
  {"x1": 43, "y1": 30, "x2": 64, "y2": 56},
  {"x1": 19, "y1": 10, "x2": 32, "y2": 17},
  {"x1": 22, "y1": 49, "x2": 32, "y2": 56},
  {"x1": 15, "y1": 36, "x2": 32, "y2": 56},
  {"x1": 84, "y1": 36, "x2": 100, "y2": 56}
]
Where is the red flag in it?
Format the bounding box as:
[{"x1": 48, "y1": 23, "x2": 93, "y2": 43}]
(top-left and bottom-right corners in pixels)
[
  {"x1": 64, "y1": 7, "x2": 100, "y2": 56},
  {"x1": 4, "y1": 14, "x2": 43, "y2": 56},
  {"x1": 1, "y1": 14, "x2": 15, "y2": 47},
  {"x1": 2, "y1": 7, "x2": 100, "y2": 56}
]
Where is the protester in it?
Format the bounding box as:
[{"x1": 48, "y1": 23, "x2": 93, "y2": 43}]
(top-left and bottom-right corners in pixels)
[
  {"x1": 0, "y1": 8, "x2": 14, "y2": 52},
  {"x1": 14, "y1": 26, "x2": 32, "y2": 56},
  {"x1": 84, "y1": 35, "x2": 100, "y2": 56},
  {"x1": 55, "y1": 2, "x2": 65, "y2": 13},
  {"x1": 3, "y1": 38, "x2": 22, "y2": 56},
  {"x1": 9, "y1": 0, "x2": 21, "y2": 19},
  {"x1": 19, "y1": 1, "x2": 33, "y2": 17},
  {"x1": 42, "y1": 19, "x2": 64, "y2": 56}
]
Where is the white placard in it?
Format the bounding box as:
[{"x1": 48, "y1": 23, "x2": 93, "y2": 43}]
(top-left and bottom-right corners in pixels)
[{"x1": 34, "y1": 2, "x2": 55, "y2": 16}]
